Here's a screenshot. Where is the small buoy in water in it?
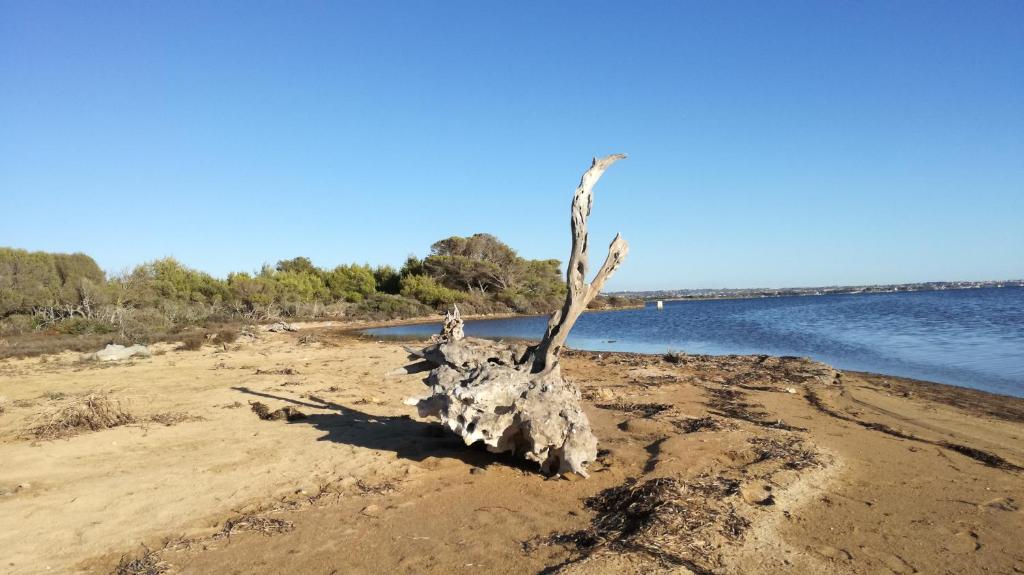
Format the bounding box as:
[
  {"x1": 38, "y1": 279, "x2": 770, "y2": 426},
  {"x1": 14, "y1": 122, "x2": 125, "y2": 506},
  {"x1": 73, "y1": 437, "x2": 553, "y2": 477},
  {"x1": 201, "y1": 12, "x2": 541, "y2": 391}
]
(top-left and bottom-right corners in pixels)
[{"x1": 656, "y1": 300, "x2": 664, "y2": 309}]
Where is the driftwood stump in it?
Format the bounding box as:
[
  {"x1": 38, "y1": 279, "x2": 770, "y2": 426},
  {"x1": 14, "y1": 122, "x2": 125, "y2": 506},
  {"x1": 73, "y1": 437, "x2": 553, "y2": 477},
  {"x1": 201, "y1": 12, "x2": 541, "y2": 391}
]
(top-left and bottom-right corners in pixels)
[{"x1": 396, "y1": 155, "x2": 629, "y2": 477}]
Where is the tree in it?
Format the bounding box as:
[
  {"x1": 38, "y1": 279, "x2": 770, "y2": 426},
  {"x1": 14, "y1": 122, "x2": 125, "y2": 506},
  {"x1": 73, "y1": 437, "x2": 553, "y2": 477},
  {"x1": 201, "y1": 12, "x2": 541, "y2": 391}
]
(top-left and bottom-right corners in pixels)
[
  {"x1": 400, "y1": 274, "x2": 463, "y2": 307},
  {"x1": 325, "y1": 264, "x2": 376, "y2": 302},
  {"x1": 275, "y1": 256, "x2": 320, "y2": 277},
  {"x1": 426, "y1": 234, "x2": 521, "y2": 292},
  {"x1": 0, "y1": 248, "x2": 108, "y2": 317},
  {"x1": 373, "y1": 265, "x2": 402, "y2": 294}
]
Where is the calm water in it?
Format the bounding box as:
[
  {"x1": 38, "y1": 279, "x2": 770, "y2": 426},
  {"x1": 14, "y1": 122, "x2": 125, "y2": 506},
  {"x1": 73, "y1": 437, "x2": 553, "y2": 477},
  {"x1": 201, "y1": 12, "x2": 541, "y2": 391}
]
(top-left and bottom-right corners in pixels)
[{"x1": 365, "y1": 287, "x2": 1024, "y2": 397}]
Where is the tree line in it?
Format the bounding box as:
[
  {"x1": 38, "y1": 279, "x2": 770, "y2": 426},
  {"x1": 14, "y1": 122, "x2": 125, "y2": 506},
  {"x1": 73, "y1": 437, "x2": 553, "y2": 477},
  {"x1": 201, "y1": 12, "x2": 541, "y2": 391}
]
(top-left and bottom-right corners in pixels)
[{"x1": 0, "y1": 233, "x2": 638, "y2": 341}]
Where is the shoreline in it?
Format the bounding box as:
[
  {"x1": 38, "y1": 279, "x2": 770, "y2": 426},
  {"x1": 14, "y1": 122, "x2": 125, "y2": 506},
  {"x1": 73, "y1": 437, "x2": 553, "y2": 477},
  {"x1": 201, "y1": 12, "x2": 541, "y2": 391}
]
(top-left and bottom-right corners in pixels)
[
  {"x1": 1, "y1": 327, "x2": 1022, "y2": 573},
  {"x1": 620, "y1": 281, "x2": 1024, "y2": 303},
  {"x1": 337, "y1": 315, "x2": 1024, "y2": 402}
]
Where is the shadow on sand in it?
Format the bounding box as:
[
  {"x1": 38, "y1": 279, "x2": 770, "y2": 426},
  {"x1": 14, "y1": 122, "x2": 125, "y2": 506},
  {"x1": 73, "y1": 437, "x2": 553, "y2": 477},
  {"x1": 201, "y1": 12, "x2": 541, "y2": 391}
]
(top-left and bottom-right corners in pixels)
[{"x1": 230, "y1": 386, "x2": 534, "y2": 472}]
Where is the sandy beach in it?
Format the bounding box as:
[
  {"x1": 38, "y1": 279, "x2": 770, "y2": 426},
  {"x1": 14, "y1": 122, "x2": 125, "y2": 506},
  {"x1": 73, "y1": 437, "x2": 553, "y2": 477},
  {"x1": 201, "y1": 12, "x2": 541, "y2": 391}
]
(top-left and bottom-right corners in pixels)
[{"x1": 1, "y1": 324, "x2": 1021, "y2": 574}]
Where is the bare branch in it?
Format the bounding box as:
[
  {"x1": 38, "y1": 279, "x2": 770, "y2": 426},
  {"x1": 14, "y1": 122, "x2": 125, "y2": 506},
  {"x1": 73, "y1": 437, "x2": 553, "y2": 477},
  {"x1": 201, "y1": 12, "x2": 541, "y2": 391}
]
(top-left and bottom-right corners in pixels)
[{"x1": 532, "y1": 154, "x2": 629, "y2": 374}]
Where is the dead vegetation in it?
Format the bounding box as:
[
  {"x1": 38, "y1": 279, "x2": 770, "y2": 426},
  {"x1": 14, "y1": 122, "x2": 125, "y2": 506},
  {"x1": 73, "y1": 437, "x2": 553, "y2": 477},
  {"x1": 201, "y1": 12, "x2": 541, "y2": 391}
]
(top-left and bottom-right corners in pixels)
[
  {"x1": 147, "y1": 412, "x2": 204, "y2": 427},
  {"x1": 249, "y1": 401, "x2": 307, "y2": 421},
  {"x1": 113, "y1": 545, "x2": 168, "y2": 575},
  {"x1": 217, "y1": 514, "x2": 295, "y2": 538},
  {"x1": 705, "y1": 387, "x2": 805, "y2": 431},
  {"x1": 595, "y1": 402, "x2": 673, "y2": 418},
  {"x1": 31, "y1": 393, "x2": 137, "y2": 440},
  {"x1": 662, "y1": 350, "x2": 687, "y2": 364},
  {"x1": 748, "y1": 436, "x2": 821, "y2": 470},
  {"x1": 254, "y1": 367, "x2": 299, "y2": 376},
  {"x1": 354, "y1": 479, "x2": 401, "y2": 495},
  {"x1": 175, "y1": 334, "x2": 206, "y2": 351},
  {"x1": 536, "y1": 475, "x2": 749, "y2": 573},
  {"x1": 673, "y1": 416, "x2": 725, "y2": 433}
]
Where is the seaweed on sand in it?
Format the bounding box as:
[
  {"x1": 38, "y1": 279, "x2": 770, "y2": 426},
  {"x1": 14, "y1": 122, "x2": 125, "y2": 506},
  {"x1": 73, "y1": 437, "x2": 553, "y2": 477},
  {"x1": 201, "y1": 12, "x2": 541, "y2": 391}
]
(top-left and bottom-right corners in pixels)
[{"x1": 532, "y1": 475, "x2": 748, "y2": 573}]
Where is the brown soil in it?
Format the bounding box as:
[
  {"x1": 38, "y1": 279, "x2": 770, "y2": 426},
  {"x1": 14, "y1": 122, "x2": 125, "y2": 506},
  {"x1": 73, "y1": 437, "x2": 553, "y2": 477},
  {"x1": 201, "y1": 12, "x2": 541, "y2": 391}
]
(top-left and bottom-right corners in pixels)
[{"x1": 0, "y1": 328, "x2": 1021, "y2": 574}]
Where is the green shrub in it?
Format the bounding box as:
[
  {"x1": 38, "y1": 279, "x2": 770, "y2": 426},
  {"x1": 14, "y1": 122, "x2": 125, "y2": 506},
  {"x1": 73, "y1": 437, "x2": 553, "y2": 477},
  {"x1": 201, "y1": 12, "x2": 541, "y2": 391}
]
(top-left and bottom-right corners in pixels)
[
  {"x1": 373, "y1": 265, "x2": 402, "y2": 294},
  {"x1": 117, "y1": 308, "x2": 172, "y2": 343},
  {"x1": 0, "y1": 314, "x2": 37, "y2": 336},
  {"x1": 325, "y1": 264, "x2": 377, "y2": 303},
  {"x1": 400, "y1": 274, "x2": 463, "y2": 308},
  {"x1": 55, "y1": 317, "x2": 118, "y2": 336},
  {"x1": 354, "y1": 294, "x2": 431, "y2": 319}
]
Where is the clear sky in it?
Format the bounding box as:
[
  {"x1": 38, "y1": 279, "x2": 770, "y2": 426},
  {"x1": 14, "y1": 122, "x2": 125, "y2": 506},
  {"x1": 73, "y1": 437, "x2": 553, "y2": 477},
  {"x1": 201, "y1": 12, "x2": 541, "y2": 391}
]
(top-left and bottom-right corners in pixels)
[{"x1": 2, "y1": 1, "x2": 1022, "y2": 291}]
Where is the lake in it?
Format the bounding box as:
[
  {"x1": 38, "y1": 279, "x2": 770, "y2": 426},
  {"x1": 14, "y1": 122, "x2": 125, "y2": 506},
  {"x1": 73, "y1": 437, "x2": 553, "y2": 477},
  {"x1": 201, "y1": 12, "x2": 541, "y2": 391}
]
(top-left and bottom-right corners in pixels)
[{"x1": 364, "y1": 287, "x2": 1024, "y2": 398}]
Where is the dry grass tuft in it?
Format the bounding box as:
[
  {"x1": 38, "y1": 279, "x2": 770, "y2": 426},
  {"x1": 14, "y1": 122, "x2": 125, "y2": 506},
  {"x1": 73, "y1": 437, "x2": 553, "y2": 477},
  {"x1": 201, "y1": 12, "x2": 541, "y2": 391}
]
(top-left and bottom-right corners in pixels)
[
  {"x1": 218, "y1": 514, "x2": 295, "y2": 538},
  {"x1": 31, "y1": 393, "x2": 136, "y2": 440},
  {"x1": 255, "y1": 367, "x2": 299, "y2": 376},
  {"x1": 147, "y1": 412, "x2": 204, "y2": 426},
  {"x1": 355, "y1": 479, "x2": 400, "y2": 495},
  {"x1": 113, "y1": 545, "x2": 168, "y2": 575},
  {"x1": 212, "y1": 328, "x2": 238, "y2": 344},
  {"x1": 175, "y1": 333, "x2": 205, "y2": 351}
]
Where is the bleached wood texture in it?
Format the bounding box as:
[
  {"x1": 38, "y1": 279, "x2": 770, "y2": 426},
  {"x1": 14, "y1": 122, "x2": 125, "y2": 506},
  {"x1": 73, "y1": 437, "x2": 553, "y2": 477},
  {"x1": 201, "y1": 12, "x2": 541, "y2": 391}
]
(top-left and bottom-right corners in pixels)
[{"x1": 395, "y1": 155, "x2": 629, "y2": 477}]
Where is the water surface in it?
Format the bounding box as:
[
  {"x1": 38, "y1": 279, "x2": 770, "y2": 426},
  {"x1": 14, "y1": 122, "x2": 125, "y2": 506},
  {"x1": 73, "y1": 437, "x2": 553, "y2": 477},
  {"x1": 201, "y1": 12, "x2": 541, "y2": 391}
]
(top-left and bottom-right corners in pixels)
[{"x1": 365, "y1": 287, "x2": 1024, "y2": 397}]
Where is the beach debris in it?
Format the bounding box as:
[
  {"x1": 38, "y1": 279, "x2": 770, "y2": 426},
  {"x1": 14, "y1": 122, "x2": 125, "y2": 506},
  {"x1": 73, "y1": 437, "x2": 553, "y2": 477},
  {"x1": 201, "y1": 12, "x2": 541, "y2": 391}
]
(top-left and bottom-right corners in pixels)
[
  {"x1": 674, "y1": 416, "x2": 725, "y2": 433},
  {"x1": 89, "y1": 344, "x2": 151, "y2": 362},
  {"x1": 113, "y1": 544, "x2": 169, "y2": 575},
  {"x1": 532, "y1": 474, "x2": 748, "y2": 570},
  {"x1": 265, "y1": 321, "x2": 297, "y2": 333},
  {"x1": 254, "y1": 367, "x2": 299, "y2": 375},
  {"x1": 30, "y1": 393, "x2": 137, "y2": 439},
  {"x1": 596, "y1": 402, "x2": 673, "y2": 418},
  {"x1": 397, "y1": 155, "x2": 629, "y2": 477},
  {"x1": 249, "y1": 401, "x2": 307, "y2": 421}
]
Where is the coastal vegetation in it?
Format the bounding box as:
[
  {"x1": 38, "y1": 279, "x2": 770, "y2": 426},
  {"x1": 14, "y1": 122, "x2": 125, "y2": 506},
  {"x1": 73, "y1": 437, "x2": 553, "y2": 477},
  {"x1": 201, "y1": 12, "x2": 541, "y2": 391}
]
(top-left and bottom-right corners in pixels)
[{"x1": 0, "y1": 234, "x2": 640, "y2": 357}]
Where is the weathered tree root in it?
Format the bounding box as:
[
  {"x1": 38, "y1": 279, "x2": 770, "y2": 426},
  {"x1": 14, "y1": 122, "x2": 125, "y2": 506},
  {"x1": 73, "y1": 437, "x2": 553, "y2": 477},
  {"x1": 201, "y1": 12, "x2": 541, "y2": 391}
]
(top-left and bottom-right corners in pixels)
[{"x1": 397, "y1": 155, "x2": 630, "y2": 477}]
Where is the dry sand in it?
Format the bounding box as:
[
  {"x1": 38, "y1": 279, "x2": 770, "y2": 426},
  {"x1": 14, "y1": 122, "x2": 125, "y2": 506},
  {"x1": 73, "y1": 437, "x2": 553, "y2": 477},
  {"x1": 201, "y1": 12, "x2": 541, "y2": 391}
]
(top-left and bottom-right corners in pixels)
[{"x1": 0, "y1": 326, "x2": 1022, "y2": 574}]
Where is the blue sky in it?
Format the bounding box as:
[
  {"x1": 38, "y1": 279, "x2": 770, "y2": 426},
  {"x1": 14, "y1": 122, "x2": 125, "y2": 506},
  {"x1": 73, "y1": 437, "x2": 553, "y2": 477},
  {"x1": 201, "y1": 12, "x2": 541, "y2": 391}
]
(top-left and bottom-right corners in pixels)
[{"x1": 2, "y1": 1, "x2": 1021, "y2": 290}]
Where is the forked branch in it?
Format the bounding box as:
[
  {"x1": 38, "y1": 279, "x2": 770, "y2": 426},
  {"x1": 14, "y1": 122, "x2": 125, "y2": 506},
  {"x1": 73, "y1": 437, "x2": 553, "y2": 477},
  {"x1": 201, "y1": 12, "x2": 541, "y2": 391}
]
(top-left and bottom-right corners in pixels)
[{"x1": 531, "y1": 154, "x2": 629, "y2": 374}]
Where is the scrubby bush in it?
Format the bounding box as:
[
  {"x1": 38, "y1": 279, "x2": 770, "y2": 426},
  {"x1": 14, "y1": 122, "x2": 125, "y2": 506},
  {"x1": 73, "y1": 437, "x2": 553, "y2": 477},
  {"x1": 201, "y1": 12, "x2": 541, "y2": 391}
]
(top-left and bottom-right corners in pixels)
[
  {"x1": 354, "y1": 293, "x2": 432, "y2": 319},
  {"x1": 116, "y1": 308, "x2": 173, "y2": 343},
  {"x1": 0, "y1": 247, "x2": 107, "y2": 317},
  {"x1": 55, "y1": 317, "x2": 118, "y2": 336},
  {"x1": 325, "y1": 264, "x2": 376, "y2": 302},
  {"x1": 176, "y1": 332, "x2": 206, "y2": 351},
  {"x1": 400, "y1": 274, "x2": 463, "y2": 308},
  {"x1": 373, "y1": 265, "x2": 402, "y2": 294},
  {"x1": 0, "y1": 314, "x2": 37, "y2": 336},
  {"x1": 1, "y1": 233, "x2": 639, "y2": 357}
]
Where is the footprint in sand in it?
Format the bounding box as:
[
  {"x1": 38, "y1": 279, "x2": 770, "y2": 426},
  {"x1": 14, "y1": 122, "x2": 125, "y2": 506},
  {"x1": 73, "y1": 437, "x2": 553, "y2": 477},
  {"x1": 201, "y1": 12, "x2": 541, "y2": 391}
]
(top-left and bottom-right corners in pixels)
[
  {"x1": 811, "y1": 545, "x2": 853, "y2": 562},
  {"x1": 740, "y1": 480, "x2": 775, "y2": 506},
  {"x1": 983, "y1": 496, "x2": 1018, "y2": 512},
  {"x1": 860, "y1": 546, "x2": 917, "y2": 574},
  {"x1": 946, "y1": 530, "x2": 981, "y2": 554}
]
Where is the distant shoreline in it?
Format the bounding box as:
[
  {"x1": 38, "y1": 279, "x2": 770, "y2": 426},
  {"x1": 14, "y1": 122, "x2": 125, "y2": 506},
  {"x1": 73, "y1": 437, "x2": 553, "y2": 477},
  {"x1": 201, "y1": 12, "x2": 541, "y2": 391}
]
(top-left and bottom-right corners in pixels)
[{"x1": 614, "y1": 280, "x2": 1024, "y2": 302}]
